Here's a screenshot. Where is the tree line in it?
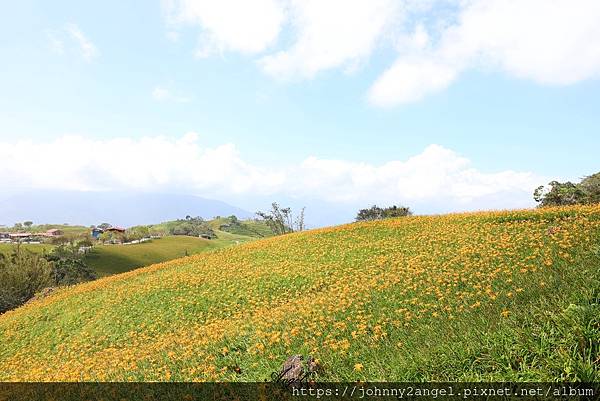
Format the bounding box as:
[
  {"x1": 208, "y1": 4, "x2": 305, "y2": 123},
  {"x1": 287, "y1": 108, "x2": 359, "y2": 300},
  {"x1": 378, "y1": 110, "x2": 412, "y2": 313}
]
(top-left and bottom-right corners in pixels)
[
  {"x1": 255, "y1": 202, "x2": 413, "y2": 236},
  {"x1": 534, "y1": 172, "x2": 600, "y2": 207}
]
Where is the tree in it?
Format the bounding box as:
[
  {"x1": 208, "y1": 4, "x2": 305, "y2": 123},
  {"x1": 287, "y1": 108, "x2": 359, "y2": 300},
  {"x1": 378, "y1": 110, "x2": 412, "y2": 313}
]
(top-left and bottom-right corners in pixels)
[
  {"x1": 580, "y1": 172, "x2": 600, "y2": 204},
  {"x1": 44, "y1": 244, "x2": 97, "y2": 286},
  {"x1": 149, "y1": 226, "x2": 167, "y2": 237},
  {"x1": 125, "y1": 226, "x2": 150, "y2": 242},
  {"x1": 534, "y1": 172, "x2": 600, "y2": 207},
  {"x1": 23, "y1": 221, "x2": 33, "y2": 228},
  {"x1": 98, "y1": 223, "x2": 112, "y2": 230},
  {"x1": 99, "y1": 231, "x2": 123, "y2": 244},
  {"x1": 256, "y1": 203, "x2": 306, "y2": 235},
  {"x1": 0, "y1": 245, "x2": 53, "y2": 313},
  {"x1": 356, "y1": 205, "x2": 412, "y2": 221},
  {"x1": 167, "y1": 217, "x2": 216, "y2": 239}
]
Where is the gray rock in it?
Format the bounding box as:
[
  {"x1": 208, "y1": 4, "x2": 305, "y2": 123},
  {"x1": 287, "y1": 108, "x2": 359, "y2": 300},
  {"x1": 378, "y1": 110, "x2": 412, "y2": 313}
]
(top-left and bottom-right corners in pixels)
[
  {"x1": 281, "y1": 355, "x2": 305, "y2": 381},
  {"x1": 279, "y1": 355, "x2": 318, "y2": 383}
]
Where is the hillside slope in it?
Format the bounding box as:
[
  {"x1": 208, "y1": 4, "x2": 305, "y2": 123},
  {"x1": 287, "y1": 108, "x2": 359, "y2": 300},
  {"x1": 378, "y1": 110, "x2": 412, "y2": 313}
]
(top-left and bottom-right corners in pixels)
[
  {"x1": 1, "y1": 206, "x2": 599, "y2": 381},
  {"x1": 84, "y1": 236, "x2": 218, "y2": 276},
  {"x1": 86, "y1": 232, "x2": 264, "y2": 276}
]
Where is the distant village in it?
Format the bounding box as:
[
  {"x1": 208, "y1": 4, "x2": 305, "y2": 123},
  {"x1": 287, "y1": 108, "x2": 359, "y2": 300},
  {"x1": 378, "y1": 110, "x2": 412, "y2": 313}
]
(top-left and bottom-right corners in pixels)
[
  {"x1": 0, "y1": 229, "x2": 64, "y2": 244},
  {"x1": 0, "y1": 216, "x2": 220, "y2": 245},
  {"x1": 0, "y1": 226, "x2": 128, "y2": 245}
]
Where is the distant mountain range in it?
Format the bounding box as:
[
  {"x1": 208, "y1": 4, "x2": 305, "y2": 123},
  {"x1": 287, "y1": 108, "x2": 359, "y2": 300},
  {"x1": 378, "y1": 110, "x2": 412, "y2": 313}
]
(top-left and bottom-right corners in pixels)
[{"x1": 0, "y1": 191, "x2": 253, "y2": 227}]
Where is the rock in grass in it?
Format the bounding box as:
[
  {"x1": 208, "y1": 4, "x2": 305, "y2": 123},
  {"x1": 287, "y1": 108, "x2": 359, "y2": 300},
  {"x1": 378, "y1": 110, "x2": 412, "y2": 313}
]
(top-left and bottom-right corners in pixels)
[{"x1": 279, "y1": 355, "x2": 318, "y2": 384}]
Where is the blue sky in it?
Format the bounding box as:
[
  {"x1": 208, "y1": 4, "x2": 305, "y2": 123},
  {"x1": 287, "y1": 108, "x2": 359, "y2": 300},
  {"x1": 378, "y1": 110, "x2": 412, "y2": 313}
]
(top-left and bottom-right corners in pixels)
[{"x1": 1, "y1": 0, "x2": 599, "y2": 224}]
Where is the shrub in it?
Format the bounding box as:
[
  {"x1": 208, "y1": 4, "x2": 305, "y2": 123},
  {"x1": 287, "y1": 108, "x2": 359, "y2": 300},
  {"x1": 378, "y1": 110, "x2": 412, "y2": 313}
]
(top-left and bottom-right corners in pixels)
[
  {"x1": 0, "y1": 246, "x2": 53, "y2": 314},
  {"x1": 45, "y1": 245, "x2": 97, "y2": 286},
  {"x1": 534, "y1": 172, "x2": 600, "y2": 207},
  {"x1": 256, "y1": 203, "x2": 305, "y2": 235},
  {"x1": 356, "y1": 205, "x2": 412, "y2": 221},
  {"x1": 168, "y1": 217, "x2": 216, "y2": 239}
]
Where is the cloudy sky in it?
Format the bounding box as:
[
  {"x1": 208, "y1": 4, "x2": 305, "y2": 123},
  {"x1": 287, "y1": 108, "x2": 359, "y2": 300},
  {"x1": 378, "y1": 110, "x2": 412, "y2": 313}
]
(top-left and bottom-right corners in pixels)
[{"x1": 1, "y1": 0, "x2": 599, "y2": 223}]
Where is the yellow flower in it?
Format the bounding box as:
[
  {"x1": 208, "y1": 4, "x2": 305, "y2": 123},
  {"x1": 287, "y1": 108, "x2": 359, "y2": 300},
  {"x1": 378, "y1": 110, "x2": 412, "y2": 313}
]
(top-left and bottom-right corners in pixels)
[
  {"x1": 354, "y1": 363, "x2": 364, "y2": 371},
  {"x1": 501, "y1": 310, "x2": 510, "y2": 318}
]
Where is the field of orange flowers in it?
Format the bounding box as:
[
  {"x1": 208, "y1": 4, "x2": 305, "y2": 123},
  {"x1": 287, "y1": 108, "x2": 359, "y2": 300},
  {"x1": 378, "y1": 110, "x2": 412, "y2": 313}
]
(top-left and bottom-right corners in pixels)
[{"x1": 0, "y1": 205, "x2": 599, "y2": 382}]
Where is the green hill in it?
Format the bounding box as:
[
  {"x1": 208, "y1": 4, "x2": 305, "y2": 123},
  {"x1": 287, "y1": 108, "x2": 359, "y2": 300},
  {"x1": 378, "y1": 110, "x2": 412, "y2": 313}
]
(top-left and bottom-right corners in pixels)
[
  {"x1": 208, "y1": 216, "x2": 274, "y2": 238},
  {"x1": 85, "y1": 233, "x2": 262, "y2": 276},
  {"x1": 1, "y1": 217, "x2": 270, "y2": 277},
  {"x1": 1, "y1": 205, "x2": 599, "y2": 382},
  {"x1": 0, "y1": 243, "x2": 52, "y2": 254},
  {"x1": 84, "y1": 236, "x2": 218, "y2": 276}
]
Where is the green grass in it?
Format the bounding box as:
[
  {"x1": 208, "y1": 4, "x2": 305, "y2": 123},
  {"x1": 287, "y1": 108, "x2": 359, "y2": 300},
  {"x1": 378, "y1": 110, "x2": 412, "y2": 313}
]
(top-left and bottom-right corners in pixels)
[
  {"x1": 0, "y1": 243, "x2": 53, "y2": 254},
  {"x1": 209, "y1": 217, "x2": 274, "y2": 238},
  {"x1": 0, "y1": 230, "x2": 262, "y2": 277},
  {"x1": 1, "y1": 206, "x2": 599, "y2": 382},
  {"x1": 2, "y1": 224, "x2": 89, "y2": 235},
  {"x1": 85, "y1": 236, "x2": 219, "y2": 276},
  {"x1": 85, "y1": 233, "x2": 260, "y2": 276}
]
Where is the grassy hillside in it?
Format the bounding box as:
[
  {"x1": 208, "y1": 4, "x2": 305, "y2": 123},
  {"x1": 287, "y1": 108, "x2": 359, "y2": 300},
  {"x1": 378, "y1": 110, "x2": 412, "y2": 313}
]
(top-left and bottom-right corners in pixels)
[
  {"x1": 85, "y1": 236, "x2": 221, "y2": 276},
  {"x1": 0, "y1": 224, "x2": 89, "y2": 237},
  {"x1": 0, "y1": 227, "x2": 263, "y2": 277},
  {"x1": 86, "y1": 232, "x2": 262, "y2": 276},
  {"x1": 1, "y1": 206, "x2": 599, "y2": 382},
  {"x1": 209, "y1": 217, "x2": 274, "y2": 238},
  {"x1": 0, "y1": 243, "x2": 52, "y2": 254}
]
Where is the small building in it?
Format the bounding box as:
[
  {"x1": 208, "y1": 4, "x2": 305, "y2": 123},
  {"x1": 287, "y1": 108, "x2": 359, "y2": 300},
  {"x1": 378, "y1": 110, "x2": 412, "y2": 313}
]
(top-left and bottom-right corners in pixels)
[
  {"x1": 91, "y1": 226, "x2": 125, "y2": 241},
  {"x1": 9, "y1": 232, "x2": 35, "y2": 242},
  {"x1": 91, "y1": 228, "x2": 104, "y2": 239},
  {"x1": 45, "y1": 229, "x2": 63, "y2": 237},
  {"x1": 0, "y1": 232, "x2": 9, "y2": 239}
]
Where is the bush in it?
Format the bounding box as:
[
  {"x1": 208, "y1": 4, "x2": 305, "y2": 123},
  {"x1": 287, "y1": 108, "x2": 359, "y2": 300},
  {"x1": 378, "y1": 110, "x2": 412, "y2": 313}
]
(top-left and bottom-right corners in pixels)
[
  {"x1": 167, "y1": 217, "x2": 216, "y2": 239},
  {"x1": 125, "y1": 226, "x2": 150, "y2": 242},
  {"x1": 45, "y1": 245, "x2": 97, "y2": 286},
  {"x1": 534, "y1": 172, "x2": 600, "y2": 207},
  {"x1": 580, "y1": 172, "x2": 600, "y2": 204},
  {"x1": 356, "y1": 205, "x2": 412, "y2": 221},
  {"x1": 0, "y1": 246, "x2": 53, "y2": 314},
  {"x1": 256, "y1": 203, "x2": 305, "y2": 235}
]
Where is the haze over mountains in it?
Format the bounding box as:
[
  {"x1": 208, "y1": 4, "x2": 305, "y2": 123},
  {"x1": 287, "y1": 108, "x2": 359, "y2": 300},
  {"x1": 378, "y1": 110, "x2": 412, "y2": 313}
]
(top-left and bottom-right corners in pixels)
[
  {"x1": 0, "y1": 188, "x2": 541, "y2": 229},
  {"x1": 0, "y1": 191, "x2": 253, "y2": 227}
]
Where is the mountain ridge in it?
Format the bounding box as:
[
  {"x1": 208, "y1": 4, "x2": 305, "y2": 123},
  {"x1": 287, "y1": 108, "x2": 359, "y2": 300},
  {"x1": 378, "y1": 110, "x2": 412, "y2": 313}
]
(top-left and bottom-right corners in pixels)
[{"x1": 0, "y1": 191, "x2": 253, "y2": 227}]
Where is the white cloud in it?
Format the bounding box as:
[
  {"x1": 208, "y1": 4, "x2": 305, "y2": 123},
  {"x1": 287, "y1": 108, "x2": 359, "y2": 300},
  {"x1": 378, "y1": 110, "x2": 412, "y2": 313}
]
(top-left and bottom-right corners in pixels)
[
  {"x1": 152, "y1": 85, "x2": 191, "y2": 103},
  {"x1": 48, "y1": 24, "x2": 98, "y2": 62},
  {"x1": 369, "y1": 0, "x2": 600, "y2": 106},
  {"x1": 293, "y1": 144, "x2": 539, "y2": 206},
  {"x1": 65, "y1": 23, "x2": 99, "y2": 62},
  {"x1": 368, "y1": 57, "x2": 458, "y2": 106},
  {"x1": 163, "y1": 0, "x2": 286, "y2": 56},
  {"x1": 0, "y1": 135, "x2": 541, "y2": 213},
  {"x1": 441, "y1": 0, "x2": 600, "y2": 85},
  {"x1": 0, "y1": 133, "x2": 283, "y2": 195},
  {"x1": 165, "y1": 0, "x2": 600, "y2": 105},
  {"x1": 259, "y1": 0, "x2": 402, "y2": 79}
]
